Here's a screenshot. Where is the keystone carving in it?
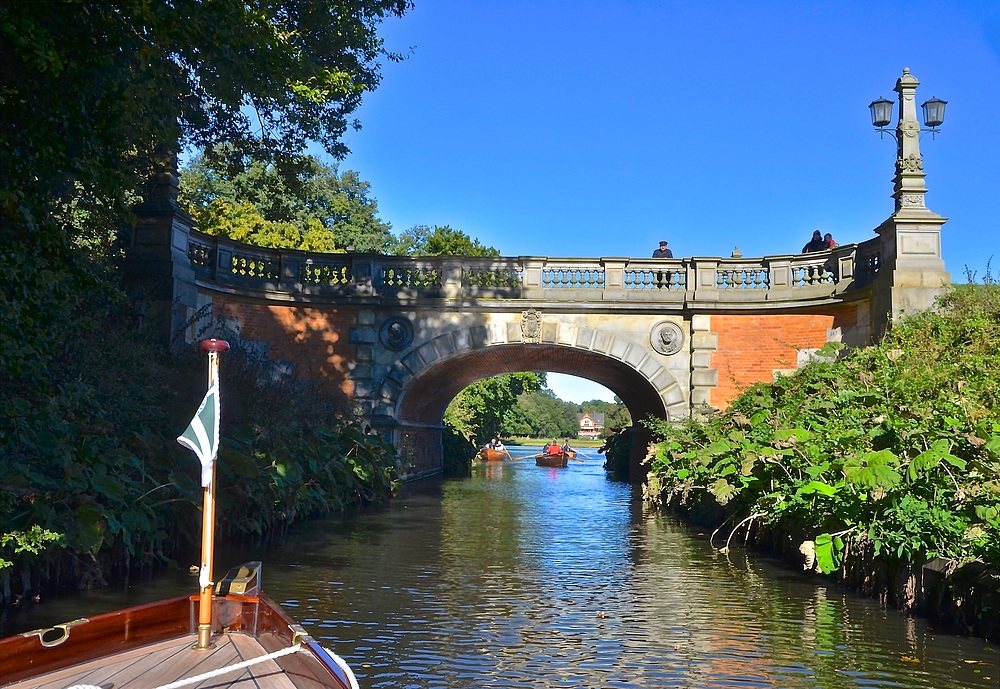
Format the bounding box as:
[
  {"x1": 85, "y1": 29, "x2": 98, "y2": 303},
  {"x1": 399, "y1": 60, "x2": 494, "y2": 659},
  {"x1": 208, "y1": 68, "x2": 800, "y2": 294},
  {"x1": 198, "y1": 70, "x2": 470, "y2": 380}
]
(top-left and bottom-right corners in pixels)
[
  {"x1": 650, "y1": 321, "x2": 685, "y2": 356},
  {"x1": 521, "y1": 308, "x2": 541, "y2": 343}
]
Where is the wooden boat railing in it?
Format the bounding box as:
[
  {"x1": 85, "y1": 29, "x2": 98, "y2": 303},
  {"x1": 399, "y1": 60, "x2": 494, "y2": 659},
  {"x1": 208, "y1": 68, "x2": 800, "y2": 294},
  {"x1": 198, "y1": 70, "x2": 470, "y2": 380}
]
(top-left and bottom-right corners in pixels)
[{"x1": 0, "y1": 586, "x2": 354, "y2": 689}]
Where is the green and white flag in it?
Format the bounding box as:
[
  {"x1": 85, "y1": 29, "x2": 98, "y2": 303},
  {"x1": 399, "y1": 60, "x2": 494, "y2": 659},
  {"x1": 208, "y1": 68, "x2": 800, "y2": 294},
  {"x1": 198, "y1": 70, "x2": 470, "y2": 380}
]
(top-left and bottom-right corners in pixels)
[{"x1": 177, "y1": 381, "x2": 220, "y2": 487}]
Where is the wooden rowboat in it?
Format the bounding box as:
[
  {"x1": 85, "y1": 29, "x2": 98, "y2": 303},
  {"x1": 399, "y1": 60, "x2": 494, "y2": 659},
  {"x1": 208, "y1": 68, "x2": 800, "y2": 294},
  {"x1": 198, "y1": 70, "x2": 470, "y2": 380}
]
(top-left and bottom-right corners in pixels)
[
  {"x1": 0, "y1": 561, "x2": 358, "y2": 689},
  {"x1": 535, "y1": 451, "x2": 570, "y2": 468},
  {"x1": 477, "y1": 448, "x2": 507, "y2": 462}
]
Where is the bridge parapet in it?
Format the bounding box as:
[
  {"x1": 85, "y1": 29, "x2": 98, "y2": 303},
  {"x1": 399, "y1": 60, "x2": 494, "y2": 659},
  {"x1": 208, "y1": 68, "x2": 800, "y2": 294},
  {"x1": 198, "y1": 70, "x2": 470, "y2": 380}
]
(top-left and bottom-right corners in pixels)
[{"x1": 187, "y1": 229, "x2": 880, "y2": 307}]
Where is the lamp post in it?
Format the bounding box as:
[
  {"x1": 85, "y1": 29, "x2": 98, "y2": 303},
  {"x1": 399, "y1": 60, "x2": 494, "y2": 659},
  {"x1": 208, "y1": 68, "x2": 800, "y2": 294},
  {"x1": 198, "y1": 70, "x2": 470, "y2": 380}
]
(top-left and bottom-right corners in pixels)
[
  {"x1": 868, "y1": 68, "x2": 947, "y2": 215},
  {"x1": 867, "y1": 68, "x2": 950, "y2": 339}
]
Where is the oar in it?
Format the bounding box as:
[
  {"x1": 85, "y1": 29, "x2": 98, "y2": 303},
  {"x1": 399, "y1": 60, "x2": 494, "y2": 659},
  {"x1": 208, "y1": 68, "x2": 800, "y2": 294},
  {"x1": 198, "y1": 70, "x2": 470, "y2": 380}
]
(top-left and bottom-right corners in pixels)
[
  {"x1": 504, "y1": 449, "x2": 514, "y2": 461},
  {"x1": 574, "y1": 450, "x2": 598, "y2": 461}
]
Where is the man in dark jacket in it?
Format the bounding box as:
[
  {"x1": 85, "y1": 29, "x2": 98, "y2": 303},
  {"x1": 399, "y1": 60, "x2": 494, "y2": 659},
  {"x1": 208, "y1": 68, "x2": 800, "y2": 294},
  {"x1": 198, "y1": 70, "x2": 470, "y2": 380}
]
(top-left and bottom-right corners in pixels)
[
  {"x1": 652, "y1": 241, "x2": 673, "y2": 258},
  {"x1": 802, "y1": 231, "x2": 827, "y2": 253}
]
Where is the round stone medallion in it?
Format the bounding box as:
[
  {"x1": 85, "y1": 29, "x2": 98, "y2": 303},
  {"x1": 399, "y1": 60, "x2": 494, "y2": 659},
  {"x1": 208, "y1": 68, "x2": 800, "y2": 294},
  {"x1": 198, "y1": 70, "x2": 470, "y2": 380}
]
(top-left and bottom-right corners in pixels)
[
  {"x1": 650, "y1": 321, "x2": 685, "y2": 356},
  {"x1": 380, "y1": 316, "x2": 414, "y2": 351}
]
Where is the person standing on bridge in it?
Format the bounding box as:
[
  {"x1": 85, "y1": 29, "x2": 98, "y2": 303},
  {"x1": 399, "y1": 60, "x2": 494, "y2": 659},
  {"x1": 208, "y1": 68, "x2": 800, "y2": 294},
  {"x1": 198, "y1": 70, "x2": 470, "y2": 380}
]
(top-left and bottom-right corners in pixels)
[
  {"x1": 802, "y1": 230, "x2": 827, "y2": 253},
  {"x1": 652, "y1": 240, "x2": 673, "y2": 258}
]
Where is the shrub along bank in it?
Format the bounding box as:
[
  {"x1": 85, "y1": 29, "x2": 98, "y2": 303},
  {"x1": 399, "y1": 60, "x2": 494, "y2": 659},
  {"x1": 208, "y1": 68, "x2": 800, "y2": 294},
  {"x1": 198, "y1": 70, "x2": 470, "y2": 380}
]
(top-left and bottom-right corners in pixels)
[
  {"x1": 1, "y1": 308, "x2": 400, "y2": 606},
  {"x1": 642, "y1": 282, "x2": 1000, "y2": 641}
]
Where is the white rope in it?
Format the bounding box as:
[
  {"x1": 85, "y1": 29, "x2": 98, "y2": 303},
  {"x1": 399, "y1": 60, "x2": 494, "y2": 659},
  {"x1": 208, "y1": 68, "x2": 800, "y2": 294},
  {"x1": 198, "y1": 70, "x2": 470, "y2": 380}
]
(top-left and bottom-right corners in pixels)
[
  {"x1": 61, "y1": 642, "x2": 308, "y2": 689},
  {"x1": 149, "y1": 642, "x2": 304, "y2": 689}
]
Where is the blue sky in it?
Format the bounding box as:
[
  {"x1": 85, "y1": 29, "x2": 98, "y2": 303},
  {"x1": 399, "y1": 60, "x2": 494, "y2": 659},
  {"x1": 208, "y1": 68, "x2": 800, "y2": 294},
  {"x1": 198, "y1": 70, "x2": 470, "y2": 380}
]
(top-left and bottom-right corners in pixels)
[{"x1": 333, "y1": 1, "x2": 1000, "y2": 403}]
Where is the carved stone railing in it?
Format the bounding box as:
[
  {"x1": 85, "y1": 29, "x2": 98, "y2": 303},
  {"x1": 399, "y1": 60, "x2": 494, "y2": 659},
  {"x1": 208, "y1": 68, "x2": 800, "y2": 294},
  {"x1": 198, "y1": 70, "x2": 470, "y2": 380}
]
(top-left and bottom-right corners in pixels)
[{"x1": 187, "y1": 229, "x2": 880, "y2": 307}]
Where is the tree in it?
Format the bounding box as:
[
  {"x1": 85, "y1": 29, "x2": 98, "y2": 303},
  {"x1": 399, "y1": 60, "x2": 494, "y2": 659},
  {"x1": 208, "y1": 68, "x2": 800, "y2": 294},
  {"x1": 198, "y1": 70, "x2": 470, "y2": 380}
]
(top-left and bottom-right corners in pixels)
[
  {"x1": 2, "y1": 0, "x2": 410, "y2": 236},
  {"x1": 505, "y1": 389, "x2": 580, "y2": 439},
  {"x1": 390, "y1": 225, "x2": 501, "y2": 257},
  {"x1": 2, "y1": 0, "x2": 410, "y2": 381},
  {"x1": 0, "y1": 0, "x2": 410, "y2": 590},
  {"x1": 179, "y1": 151, "x2": 394, "y2": 252},
  {"x1": 445, "y1": 373, "x2": 545, "y2": 447},
  {"x1": 603, "y1": 397, "x2": 633, "y2": 435}
]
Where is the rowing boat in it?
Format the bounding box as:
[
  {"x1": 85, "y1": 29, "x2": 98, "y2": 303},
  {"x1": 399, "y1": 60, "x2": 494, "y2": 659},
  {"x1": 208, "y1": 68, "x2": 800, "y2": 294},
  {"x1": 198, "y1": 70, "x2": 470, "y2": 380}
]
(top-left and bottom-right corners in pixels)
[
  {"x1": 477, "y1": 448, "x2": 507, "y2": 462},
  {"x1": 0, "y1": 561, "x2": 359, "y2": 689},
  {"x1": 534, "y1": 451, "x2": 570, "y2": 468}
]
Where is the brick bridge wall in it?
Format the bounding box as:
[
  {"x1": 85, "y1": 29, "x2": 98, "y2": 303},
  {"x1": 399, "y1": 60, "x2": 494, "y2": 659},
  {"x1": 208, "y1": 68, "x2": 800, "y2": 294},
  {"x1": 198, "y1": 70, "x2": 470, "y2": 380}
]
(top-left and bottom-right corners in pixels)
[
  {"x1": 210, "y1": 296, "x2": 359, "y2": 400},
  {"x1": 707, "y1": 305, "x2": 862, "y2": 408}
]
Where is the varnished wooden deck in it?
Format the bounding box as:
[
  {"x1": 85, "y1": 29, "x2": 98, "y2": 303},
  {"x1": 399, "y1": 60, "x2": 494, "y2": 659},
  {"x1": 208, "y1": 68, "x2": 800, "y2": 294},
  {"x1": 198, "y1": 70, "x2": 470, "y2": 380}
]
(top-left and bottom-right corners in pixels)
[{"x1": 6, "y1": 633, "x2": 297, "y2": 689}]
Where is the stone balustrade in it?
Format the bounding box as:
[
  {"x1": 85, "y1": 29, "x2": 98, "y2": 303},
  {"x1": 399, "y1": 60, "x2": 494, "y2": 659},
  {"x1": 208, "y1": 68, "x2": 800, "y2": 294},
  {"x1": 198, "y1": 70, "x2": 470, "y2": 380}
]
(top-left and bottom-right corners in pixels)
[{"x1": 187, "y1": 229, "x2": 880, "y2": 307}]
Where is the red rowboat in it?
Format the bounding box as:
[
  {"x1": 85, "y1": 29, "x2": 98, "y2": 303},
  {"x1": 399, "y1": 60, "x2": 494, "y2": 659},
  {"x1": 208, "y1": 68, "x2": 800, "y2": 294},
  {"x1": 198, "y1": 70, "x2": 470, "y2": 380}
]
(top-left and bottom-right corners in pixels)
[{"x1": 535, "y1": 451, "x2": 570, "y2": 468}]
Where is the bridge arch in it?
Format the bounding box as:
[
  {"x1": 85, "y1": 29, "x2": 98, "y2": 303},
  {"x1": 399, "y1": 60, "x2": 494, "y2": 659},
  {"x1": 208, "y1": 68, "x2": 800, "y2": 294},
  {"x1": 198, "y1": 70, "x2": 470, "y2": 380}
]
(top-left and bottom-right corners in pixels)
[
  {"x1": 373, "y1": 320, "x2": 682, "y2": 480},
  {"x1": 378, "y1": 323, "x2": 686, "y2": 427}
]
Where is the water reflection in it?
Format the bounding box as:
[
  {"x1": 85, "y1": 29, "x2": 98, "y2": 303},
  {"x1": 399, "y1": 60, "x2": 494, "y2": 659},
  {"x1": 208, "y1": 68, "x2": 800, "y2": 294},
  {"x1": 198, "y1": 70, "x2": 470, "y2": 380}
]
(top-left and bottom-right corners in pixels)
[{"x1": 2, "y1": 450, "x2": 996, "y2": 688}]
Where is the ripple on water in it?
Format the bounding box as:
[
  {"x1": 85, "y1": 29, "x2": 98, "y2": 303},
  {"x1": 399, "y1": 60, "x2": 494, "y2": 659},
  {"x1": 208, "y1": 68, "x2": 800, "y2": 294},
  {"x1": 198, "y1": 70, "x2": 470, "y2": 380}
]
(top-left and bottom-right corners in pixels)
[
  {"x1": 5, "y1": 457, "x2": 994, "y2": 688},
  {"x1": 275, "y1": 458, "x2": 1000, "y2": 688}
]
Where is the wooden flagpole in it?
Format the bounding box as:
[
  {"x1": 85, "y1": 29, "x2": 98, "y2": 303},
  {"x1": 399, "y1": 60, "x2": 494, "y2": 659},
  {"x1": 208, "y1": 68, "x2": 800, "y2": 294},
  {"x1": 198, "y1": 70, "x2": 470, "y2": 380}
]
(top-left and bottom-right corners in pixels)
[{"x1": 195, "y1": 339, "x2": 229, "y2": 651}]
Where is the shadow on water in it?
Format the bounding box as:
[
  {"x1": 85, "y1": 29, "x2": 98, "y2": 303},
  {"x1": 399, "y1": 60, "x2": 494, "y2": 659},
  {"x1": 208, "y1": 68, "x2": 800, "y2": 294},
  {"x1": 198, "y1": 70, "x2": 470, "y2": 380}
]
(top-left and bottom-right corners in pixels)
[{"x1": 4, "y1": 452, "x2": 997, "y2": 688}]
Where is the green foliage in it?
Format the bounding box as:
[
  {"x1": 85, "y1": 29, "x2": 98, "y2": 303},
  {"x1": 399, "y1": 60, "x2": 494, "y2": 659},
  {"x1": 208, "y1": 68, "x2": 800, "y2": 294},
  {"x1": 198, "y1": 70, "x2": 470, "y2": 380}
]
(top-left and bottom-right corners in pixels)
[
  {"x1": 813, "y1": 533, "x2": 845, "y2": 574},
  {"x1": 390, "y1": 225, "x2": 501, "y2": 257},
  {"x1": 604, "y1": 398, "x2": 633, "y2": 435},
  {"x1": 600, "y1": 426, "x2": 633, "y2": 481},
  {"x1": 0, "y1": 527, "x2": 63, "y2": 571},
  {"x1": 0, "y1": 309, "x2": 399, "y2": 601},
  {"x1": 214, "y1": 421, "x2": 399, "y2": 536},
  {"x1": 502, "y1": 388, "x2": 580, "y2": 439},
  {"x1": 442, "y1": 423, "x2": 477, "y2": 478},
  {"x1": 0, "y1": 0, "x2": 410, "y2": 601},
  {"x1": 179, "y1": 151, "x2": 394, "y2": 252},
  {"x1": 644, "y1": 282, "x2": 1000, "y2": 573},
  {"x1": 1, "y1": 0, "x2": 408, "y2": 388},
  {"x1": 445, "y1": 373, "x2": 546, "y2": 448}
]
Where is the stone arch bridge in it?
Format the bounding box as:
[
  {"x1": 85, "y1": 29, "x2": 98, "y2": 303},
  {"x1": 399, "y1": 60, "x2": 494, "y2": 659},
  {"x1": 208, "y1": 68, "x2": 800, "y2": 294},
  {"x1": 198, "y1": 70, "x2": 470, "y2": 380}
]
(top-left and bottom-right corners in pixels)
[{"x1": 128, "y1": 176, "x2": 948, "y2": 482}]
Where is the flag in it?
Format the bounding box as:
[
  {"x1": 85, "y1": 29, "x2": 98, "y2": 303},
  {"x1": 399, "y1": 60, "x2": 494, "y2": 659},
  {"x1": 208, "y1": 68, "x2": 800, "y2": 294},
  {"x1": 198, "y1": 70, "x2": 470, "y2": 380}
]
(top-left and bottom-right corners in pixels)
[{"x1": 177, "y1": 381, "x2": 220, "y2": 487}]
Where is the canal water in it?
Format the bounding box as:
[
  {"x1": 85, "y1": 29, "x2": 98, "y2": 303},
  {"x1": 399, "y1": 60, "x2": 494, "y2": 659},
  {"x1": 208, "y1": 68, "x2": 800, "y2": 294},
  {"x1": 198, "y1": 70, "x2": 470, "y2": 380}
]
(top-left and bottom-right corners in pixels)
[{"x1": 3, "y1": 447, "x2": 997, "y2": 688}]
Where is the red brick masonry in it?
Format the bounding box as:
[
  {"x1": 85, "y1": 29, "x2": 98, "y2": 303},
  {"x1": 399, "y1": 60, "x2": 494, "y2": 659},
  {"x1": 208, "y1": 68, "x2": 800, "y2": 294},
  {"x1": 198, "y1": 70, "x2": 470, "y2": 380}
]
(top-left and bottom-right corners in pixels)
[
  {"x1": 710, "y1": 307, "x2": 858, "y2": 408},
  {"x1": 212, "y1": 297, "x2": 358, "y2": 398}
]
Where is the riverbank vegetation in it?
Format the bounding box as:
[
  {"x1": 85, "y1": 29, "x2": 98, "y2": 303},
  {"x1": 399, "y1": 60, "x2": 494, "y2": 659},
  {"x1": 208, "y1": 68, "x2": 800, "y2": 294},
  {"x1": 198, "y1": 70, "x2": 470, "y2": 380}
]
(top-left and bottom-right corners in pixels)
[
  {"x1": 643, "y1": 279, "x2": 1000, "y2": 638},
  {"x1": 0, "y1": 1, "x2": 411, "y2": 605},
  {"x1": 1, "y1": 303, "x2": 402, "y2": 604}
]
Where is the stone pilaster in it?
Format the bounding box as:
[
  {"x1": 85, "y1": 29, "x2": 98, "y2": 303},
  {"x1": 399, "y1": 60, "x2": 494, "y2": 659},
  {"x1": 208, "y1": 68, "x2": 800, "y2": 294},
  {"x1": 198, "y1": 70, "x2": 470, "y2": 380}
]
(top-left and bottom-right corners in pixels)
[
  {"x1": 127, "y1": 161, "x2": 199, "y2": 352},
  {"x1": 872, "y1": 69, "x2": 950, "y2": 338},
  {"x1": 689, "y1": 314, "x2": 718, "y2": 410}
]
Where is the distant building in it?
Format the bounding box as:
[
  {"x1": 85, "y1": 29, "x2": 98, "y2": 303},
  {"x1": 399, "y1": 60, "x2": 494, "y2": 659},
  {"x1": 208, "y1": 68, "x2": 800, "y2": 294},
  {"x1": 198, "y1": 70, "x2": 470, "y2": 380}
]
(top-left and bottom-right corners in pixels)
[{"x1": 577, "y1": 412, "x2": 605, "y2": 438}]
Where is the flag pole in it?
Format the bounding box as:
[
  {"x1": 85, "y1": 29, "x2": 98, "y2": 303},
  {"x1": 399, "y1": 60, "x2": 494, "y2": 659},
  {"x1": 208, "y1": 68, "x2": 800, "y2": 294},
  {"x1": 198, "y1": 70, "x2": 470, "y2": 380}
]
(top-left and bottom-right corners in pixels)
[{"x1": 195, "y1": 338, "x2": 229, "y2": 651}]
